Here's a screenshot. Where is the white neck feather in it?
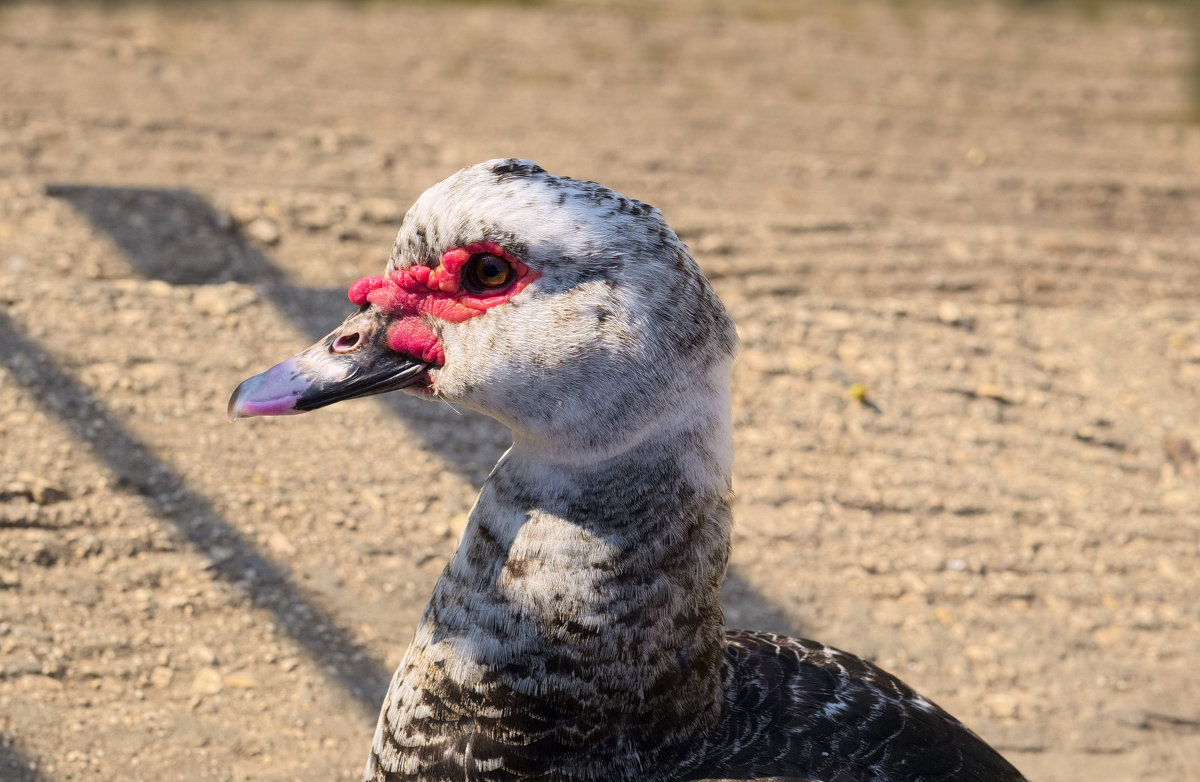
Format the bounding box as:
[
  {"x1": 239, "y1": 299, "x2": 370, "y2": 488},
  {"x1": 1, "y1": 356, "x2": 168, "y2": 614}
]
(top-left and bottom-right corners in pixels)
[
  {"x1": 504, "y1": 355, "x2": 734, "y2": 490},
  {"x1": 417, "y1": 354, "x2": 734, "y2": 677}
]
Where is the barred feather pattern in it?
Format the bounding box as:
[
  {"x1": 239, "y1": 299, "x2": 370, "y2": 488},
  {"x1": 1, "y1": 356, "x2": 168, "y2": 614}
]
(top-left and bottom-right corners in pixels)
[{"x1": 363, "y1": 431, "x2": 736, "y2": 782}]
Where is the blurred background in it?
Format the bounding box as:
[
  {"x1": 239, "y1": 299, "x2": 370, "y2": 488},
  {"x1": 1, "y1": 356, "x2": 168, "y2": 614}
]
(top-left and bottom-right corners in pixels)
[{"x1": 1, "y1": 1, "x2": 1198, "y2": 780}]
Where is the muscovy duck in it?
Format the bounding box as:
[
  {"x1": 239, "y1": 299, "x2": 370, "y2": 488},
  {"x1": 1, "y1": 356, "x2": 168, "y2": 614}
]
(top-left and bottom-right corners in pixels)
[{"x1": 230, "y1": 159, "x2": 1027, "y2": 782}]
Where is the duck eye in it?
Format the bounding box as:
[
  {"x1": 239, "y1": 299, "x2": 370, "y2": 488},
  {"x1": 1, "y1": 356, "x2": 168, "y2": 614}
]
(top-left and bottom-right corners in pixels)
[{"x1": 464, "y1": 253, "x2": 514, "y2": 292}]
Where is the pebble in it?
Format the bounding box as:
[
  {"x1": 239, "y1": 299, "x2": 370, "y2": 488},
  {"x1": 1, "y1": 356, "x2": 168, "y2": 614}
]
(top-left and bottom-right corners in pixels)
[
  {"x1": 937, "y1": 301, "x2": 972, "y2": 328},
  {"x1": 983, "y1": 692, "x2": 1020, "y2": 719},
  {"x1": 267, "y1": 531, "x2": 296, "y2": 557},
  {"x1": 227, "y1": 200, "x2": 261, "y2": 225},
  {"x1": 223, "y1": 672, "x2": 260, "y2": 689},
  {"x1": 189, "y1": 643, "x2": 218, "y2": 665},
  {"x1": 245, "y1": 217, "x2": 281, "y2": 246},
  {"x1": 2, "y1": 473, "x2": 67, "y2": 505},
  {"x1": 149, "y1": 666, "x2": 174, "y2": 688},
  {"x1": 191, "y1": 667, "x2": 223, "y2": 696},
  {"x1": 16, "y1": 674, "x2": 63, "y2": 692}
]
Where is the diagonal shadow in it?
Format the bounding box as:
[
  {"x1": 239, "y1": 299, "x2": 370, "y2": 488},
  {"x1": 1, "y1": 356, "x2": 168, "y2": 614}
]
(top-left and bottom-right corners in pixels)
[
  {"x1": 0, "y1": 309, "x2": 388, "y2": 711},
  {"x1": 44, "y1": 184, "x2": 285, "y2": 287},
  {"x1": 0, "y1": 741, "x2": 45, "y2": 782},
  {"x1": 42, "y1": 185, "x2": 800, "y2": 703}
]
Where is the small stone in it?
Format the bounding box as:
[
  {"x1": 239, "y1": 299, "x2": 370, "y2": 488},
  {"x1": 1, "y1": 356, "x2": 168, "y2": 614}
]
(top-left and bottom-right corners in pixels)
[
  {"x1": 227, "y1": 200, "x2": 261, "y2": 225},
  {"x1": 3, "y1": 473, "x2": 66, "y2": 505},
  {"x1": 976, "y1": 384, "x2": 1017, "y2": 405},
  {"x1": 983, "y1": 692, "x2": 1020, "y2": 719},
  {"x1": 267, "y1": 531, "x2": 296, "y2": 557},
  {"x1": 16, "y1": 674, "x2": 64, "y2": 692},
  {"x1": 189, "y1": 644, "x2": 218, "y2": 665},
  {"x1": 30, "y1": 481, "x2": 66, "y2": 505},
  {"x1": 149, "y1": 666, "x2": 174, "y2": 688},
  {"x1": 164, "y1": 593, "x2": 191, "y2": 610},
  {"x1": 191, "y1": 667, "x2": 223, "y2": 696},
  {"x1": 223, "y1": 672, "x2": 259, "y2": 689},
  {"x1": 192, "y1": 286, "x2": 235, "y2": 318},
  {"x1": 245, "y1": 217, "x2": 280, "y2": 246},
  {"x1": 937, "y1": 301, "x2": 966, "y2": 326}
]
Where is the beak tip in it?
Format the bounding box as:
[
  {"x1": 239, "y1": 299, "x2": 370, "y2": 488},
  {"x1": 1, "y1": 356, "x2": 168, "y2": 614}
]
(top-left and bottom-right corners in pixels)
[
  {"x1": 226, "y1": 374, "x2": 304, "y2": 421},
  {"x1": 227, "y1": 380, "x2": 248, "y2": 422}
]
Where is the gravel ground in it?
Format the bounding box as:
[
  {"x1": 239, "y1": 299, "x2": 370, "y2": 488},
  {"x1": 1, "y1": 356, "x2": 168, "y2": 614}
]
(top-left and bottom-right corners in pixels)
[{"x1": 1, "y1": 1, "x2": 1198, "y2": 780}]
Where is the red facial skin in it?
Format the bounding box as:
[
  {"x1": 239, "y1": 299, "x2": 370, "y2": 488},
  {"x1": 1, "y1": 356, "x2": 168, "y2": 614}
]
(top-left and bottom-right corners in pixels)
[{"x1": 347, "y1": 242, "x2": 538, "y2": 367}]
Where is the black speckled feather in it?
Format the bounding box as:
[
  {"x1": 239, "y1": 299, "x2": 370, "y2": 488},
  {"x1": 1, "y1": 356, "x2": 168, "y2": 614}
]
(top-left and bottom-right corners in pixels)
[{"x1": 687, "y1": 631, "x2": 1027, "y2": 781}]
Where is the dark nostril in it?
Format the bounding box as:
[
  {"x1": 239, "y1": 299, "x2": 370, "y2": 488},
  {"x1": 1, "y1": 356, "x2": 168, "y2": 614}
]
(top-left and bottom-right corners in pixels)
[{"x1": 332, "y1": 332, "x2": 362, "y2": 353}]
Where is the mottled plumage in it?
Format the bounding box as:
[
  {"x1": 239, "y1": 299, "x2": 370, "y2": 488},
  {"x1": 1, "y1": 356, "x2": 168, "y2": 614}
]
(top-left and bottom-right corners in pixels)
[{"x1": 230, "y1": 160, "x2": 1027, "y2": 782}]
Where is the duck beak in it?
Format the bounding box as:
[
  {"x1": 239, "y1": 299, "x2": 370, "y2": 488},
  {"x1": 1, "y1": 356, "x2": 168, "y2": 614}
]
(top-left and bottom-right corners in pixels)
[{"x1": 228, "y1": 308, "x2": 428, "y2": 421}]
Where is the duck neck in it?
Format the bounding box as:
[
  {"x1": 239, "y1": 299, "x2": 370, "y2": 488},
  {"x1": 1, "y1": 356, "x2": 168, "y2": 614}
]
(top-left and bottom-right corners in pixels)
[{"x1": 420, "y1": 367, "x2": 734, "y2": 732}]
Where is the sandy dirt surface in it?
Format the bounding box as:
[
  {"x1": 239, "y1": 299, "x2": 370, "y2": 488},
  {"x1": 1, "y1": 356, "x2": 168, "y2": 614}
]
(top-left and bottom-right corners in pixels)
[{"x1": 1, "y1": 1, "x2": 1199, "y2": 780}]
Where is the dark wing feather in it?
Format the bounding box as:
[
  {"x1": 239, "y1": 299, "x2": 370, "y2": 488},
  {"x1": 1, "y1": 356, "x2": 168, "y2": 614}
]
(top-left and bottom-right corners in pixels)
[{"x1": 688, "y1": 630, "x2": 1028, "y2": 782}]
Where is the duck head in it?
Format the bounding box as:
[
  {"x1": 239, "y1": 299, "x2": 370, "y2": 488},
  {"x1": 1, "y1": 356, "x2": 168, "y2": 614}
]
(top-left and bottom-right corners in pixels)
[{"x1": 229, "y1": 159, "x2": 738, "y2": 458}]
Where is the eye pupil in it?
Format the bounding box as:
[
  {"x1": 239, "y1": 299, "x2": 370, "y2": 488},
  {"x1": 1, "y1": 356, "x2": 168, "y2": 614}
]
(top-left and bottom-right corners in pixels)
[{"x1": 466, "y1": 253, "x2": 514, "y2": 291}]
